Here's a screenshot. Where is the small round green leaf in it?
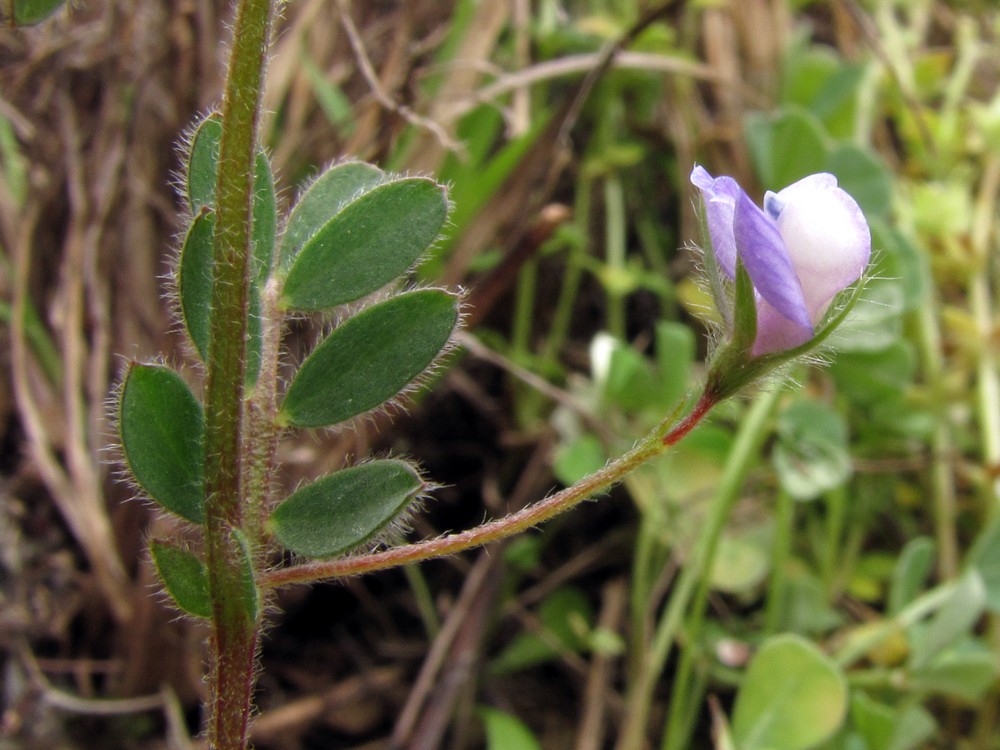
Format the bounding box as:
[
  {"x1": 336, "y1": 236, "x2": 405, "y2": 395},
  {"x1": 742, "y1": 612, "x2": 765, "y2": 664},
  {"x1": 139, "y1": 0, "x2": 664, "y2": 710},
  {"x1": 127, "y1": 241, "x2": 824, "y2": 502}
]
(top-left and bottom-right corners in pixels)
[
  {"x1": 278, "y1": 161, "x2": 385, "y2": 272},
  {"x1": 150, "y1": 540, "x2": 210, "y2": 618},
  {"x1": 732, "y1": 634, "x2": 847, "y2": 750},
  {"x1": 280, "y1": 289, "x2": 458, "y2": 428},
  {"x1": 1, "y1": 0, "x2": 65, "y2": 25},
  {"x1": 281, "y1": 178, "x2": 449, "y2": 311},
  {"x1": 119, "y1": 364, "x2": 204, "y2": 523},
  {"x1": 269, "y1": 460, "x2": 424, "y2": 558}
]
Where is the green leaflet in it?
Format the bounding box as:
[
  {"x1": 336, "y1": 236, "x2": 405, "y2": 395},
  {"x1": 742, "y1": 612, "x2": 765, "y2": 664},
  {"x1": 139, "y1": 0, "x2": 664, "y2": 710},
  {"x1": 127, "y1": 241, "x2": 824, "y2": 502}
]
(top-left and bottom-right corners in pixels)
[
  {"x1": 281, "y1": 177, "x2": 448, "y2": 311},
  {"x1": 280, "y1": 290, "x2": 459, "y2": 428},
  {"x1": 119, "y1": 364, "x2": 205, "y2": 524},
  {"x1": 269, "y1": 460, "x2": 424, "y2": 559},
  {"x1": 150, "y1": 541, "x2": 211, "y2": 618}
]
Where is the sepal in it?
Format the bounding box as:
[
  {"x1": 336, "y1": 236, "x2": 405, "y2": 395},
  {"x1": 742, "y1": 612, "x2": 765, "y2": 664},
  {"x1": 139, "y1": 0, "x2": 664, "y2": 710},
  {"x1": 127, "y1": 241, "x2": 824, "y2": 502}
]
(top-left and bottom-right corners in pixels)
[{"x1": 704, "y1": 275, "x2": 865, "y2": 403}]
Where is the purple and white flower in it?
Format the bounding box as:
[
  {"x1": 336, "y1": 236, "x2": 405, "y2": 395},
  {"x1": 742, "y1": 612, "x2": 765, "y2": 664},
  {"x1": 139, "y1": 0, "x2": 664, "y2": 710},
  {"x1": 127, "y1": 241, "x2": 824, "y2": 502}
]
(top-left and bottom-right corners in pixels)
[{"x1": 691, "y1": 165, "x2": 871, "y2": 356}]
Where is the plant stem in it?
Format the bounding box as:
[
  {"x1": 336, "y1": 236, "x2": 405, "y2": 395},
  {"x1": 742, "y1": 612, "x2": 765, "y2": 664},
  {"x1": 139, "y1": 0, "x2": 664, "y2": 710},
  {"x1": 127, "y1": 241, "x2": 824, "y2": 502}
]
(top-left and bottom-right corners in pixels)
[
  {"x1": 821, "y1": 485, "x2": 848, "y2": 599},
  {"x1": 604, "y1": 173, "x2": 627, "y2": 340},
  {"x1": 764, "y1": 487, "x2": 793, "y2": 634},
  {"x1": 202, "y1": 0, "x2": 274, "y2": 747},
  {"x1": 970, "y1": 154, "x2": 1000, "y2": 506},
  {"x1": 261, "y1": 391, "x2": 717, "y2": 589},
  {"x1": 914, "y1": 296, "x2": 959, "y2": 579}
]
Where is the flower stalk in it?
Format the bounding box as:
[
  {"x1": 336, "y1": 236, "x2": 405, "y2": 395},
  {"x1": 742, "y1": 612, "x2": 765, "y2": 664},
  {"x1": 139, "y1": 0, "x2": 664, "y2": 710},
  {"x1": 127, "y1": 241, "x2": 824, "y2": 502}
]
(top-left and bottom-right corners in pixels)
[{"x1": 261, "y1": 391, "x2": 719, "y2": 590}]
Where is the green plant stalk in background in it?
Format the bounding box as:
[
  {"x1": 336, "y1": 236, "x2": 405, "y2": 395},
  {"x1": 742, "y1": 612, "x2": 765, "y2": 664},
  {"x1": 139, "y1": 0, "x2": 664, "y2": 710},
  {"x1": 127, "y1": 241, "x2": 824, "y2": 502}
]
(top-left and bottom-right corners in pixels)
[
  {"x1": 659, "y1": 388, "x2": 782, "y2": 750},
  {"x1": 201, "y1": 0, "x2": 274, "y2": 746},
  {"x1": 615, "y1": 387, "x2": 780, "y2": 750}
]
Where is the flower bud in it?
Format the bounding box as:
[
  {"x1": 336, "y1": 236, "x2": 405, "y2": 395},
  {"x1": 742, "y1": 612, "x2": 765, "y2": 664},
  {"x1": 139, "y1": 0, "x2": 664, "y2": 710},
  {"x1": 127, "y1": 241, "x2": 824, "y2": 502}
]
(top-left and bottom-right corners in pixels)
[{"x1": 691, "y1": 166, "x2": 871, "y2": 357}]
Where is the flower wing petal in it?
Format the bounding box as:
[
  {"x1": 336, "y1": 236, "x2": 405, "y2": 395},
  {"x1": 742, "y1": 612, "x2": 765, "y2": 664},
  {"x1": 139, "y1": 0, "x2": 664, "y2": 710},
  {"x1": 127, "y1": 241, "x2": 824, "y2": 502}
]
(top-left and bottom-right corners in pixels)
[
  {"x1": 733, "y1": 190, "x2": 813, "y2": 331},
  {"x1": 752, "y1": 298, "x2": 813, "y2": 356},
  {"x1": 691, "y1": 166, "x2": 740, "y2": 278}
]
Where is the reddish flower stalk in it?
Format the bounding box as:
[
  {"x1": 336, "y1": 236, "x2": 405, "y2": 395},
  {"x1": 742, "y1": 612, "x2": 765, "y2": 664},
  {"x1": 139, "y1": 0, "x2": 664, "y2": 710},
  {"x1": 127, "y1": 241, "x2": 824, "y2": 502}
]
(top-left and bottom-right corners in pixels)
[
  {"x1": 662, "y1": 391, "x2": 715, "y2": 446},
  {"x1": 262, "y1": 392, "x2": 718, "y2": 590}
]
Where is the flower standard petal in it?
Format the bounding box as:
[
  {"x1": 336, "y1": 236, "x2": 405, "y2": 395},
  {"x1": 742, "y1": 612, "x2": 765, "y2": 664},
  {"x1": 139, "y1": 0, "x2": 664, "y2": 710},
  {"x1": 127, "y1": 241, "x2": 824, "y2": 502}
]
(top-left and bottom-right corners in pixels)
[
  {"x1": 775, "y1": 173, "x2": 839, "y2": 198},
  {"x1": 690, "y1": 165, "x2": 740, "y2": 278},
  {"x1": 773, "y1": 178, "x2": 871, "y2": 321},
  {"x1": 732, "y1": 190, "x2": 813, "y2": 332}
]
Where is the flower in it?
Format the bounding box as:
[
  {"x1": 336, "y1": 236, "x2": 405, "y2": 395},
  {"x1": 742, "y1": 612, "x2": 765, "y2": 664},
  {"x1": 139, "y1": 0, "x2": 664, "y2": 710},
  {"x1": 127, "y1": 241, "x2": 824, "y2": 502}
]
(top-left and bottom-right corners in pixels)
[{"x1": 691, "y1": 165, "x2": 871, "y2": 356}]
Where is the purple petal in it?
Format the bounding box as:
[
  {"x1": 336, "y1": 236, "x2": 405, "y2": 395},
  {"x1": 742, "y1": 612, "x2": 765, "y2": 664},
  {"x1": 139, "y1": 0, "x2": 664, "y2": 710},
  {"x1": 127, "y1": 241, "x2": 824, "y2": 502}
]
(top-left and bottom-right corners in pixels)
[
  {"x1": 732, "y1": 190, "x2": 813, "y2": 332},
  {"x1": 752, "y1": 298, "x2": 814, "y2": 356},
  {"x1": 690, "y1": 165, "x2": 741, "y2": 278}
]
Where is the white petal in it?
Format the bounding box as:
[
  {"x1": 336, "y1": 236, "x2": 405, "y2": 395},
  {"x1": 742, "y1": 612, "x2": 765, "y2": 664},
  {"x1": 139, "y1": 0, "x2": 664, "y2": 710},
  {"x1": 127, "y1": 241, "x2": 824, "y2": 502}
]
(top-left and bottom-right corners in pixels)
[
  {"x1": 775, "y1": 181, "x2": 871, "y2": 321},
  {"x1": 775, "y1": 173, "x2": 839, "y2": 200}
]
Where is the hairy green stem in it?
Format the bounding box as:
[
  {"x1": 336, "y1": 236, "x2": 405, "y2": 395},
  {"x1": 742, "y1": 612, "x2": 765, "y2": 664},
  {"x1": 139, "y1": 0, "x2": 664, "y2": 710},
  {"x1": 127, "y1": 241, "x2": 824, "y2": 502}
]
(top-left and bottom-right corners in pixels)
[
  {"x1": 202, "y1": 0, "x2": 274, "y2": 748},
  {"x1": 261, "y1": 392, "x2": 716, "y2": 589},
  {"x1": 243, "y1": 277, "x2": 285, "y2": 545}
]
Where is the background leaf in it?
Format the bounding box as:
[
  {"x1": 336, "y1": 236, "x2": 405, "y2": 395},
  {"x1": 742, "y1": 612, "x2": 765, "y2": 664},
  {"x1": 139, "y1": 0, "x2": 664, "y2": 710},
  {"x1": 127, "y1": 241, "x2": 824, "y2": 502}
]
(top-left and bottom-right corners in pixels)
[
  {"x1": 1, "y1": 0, "x2": 65, "y2": 25},
  {"x1": 907, "y1": 568, "x2": 985, "y2": 669},
  {"x1": 887, "y1": 537, "x2": 935, "y2": 616},
  {"x1": 478, "y1": 707, "x2": 542, "y2": 750},
  {"x1": 732, "y1": 634, "x2": 848, "y2": 750},
  {"x1": 851, "y1": 691, "x2": 936, "y2": 750},
  {"x1": 773, "y1": 400, "x2": 852, "y2": 500},
  {"x1": 745, "y1": 108, "x2": 829, "y2": 189}
]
